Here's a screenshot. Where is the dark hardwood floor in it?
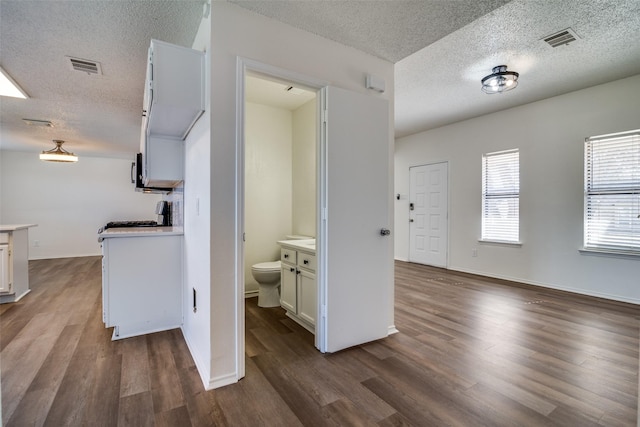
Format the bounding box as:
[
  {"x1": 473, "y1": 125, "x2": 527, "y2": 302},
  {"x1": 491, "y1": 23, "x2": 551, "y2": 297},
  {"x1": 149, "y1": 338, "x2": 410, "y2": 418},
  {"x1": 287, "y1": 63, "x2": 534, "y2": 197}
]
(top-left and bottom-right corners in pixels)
[{"x1": 1, "y1": 257, "x2": 638, "y2": 426}]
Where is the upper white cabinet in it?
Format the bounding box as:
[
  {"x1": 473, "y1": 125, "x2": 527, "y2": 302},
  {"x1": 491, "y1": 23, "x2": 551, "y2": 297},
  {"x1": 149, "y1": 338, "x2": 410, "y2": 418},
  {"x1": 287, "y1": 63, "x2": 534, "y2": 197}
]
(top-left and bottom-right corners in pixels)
[
  {"x1": 140, "y1": 39, "x2": 204, "y2": 187},
  {"x1": 144, "y1": 39, "x2": 205, "y2": 139}
]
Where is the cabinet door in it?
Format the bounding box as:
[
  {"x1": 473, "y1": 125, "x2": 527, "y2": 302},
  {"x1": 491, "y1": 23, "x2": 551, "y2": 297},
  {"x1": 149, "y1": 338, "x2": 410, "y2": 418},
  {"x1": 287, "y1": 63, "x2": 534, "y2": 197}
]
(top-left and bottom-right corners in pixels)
[
  {"x1": 0, "y1": 245, "x2": 10, "y2": 293},
  {"x1": 280, "y1": 264, "x2": 297, "y2": 313},
  {"x1": 298, "y1": 269, "x2": 316, "y2": 326}
]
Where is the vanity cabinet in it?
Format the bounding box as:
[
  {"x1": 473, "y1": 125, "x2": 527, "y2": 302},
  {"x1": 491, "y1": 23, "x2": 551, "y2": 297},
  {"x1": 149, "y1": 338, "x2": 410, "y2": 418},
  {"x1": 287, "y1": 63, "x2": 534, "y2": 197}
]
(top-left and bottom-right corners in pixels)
[
  {"x1": 140, "y1": 39, "x2": 204, "y2": 188},
  {"x1": 280, "y1": 246, "x2": 316, "y2": 333}
]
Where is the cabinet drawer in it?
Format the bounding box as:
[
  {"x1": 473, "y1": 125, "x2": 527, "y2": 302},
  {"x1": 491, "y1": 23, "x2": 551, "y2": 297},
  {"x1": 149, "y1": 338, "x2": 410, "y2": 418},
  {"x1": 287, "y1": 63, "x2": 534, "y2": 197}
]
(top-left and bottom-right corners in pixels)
[
  {"x1": 297, "y1": 252, "x2": 316, "y2": 271},
  {"x1": 281, "y1": 248, "x2": 296, "y2": 264},
  {"x1": 0, "y1": 234, "x2": 8, "y2": 244}
]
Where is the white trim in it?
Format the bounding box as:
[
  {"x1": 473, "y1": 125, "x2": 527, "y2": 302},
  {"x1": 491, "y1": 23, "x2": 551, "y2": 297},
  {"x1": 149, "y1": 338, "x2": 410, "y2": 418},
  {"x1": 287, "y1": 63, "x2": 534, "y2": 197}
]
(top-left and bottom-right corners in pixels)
[
  {"x1": 388, "y1": 325, "x2": 399, "y2": 335},
  {"x1": 578, "y1": 247, "x2": 640, "y2": 259},
  {"x1": 180, "y1": 326, "x2": 214, "y2": 390},
  {"x1": 236, "y1": 57, "x2": 329, "y2": 367},
  {"x1": 244, "y1": 290, "x2": 259, "y2": 298},
  {"x1": 478, "y1": 239, "x2": 523, "y2": 247},
  {"x1": 450, "y1": 266, "x2": 640, "y2": 305},
  {"x1": 211, "y1": 372, "x2": 240, "y2": 389}
]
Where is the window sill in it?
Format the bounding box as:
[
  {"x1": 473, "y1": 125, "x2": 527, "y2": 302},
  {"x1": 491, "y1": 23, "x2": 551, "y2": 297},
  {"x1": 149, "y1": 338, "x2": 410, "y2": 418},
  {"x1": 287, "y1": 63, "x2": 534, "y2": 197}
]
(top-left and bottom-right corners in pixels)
[
  {"x1": 478, "y1": 239, "x2": 522, "y2": 247},
  {"x1": 579, "y1": 247, "x2": 640, "y2": 260}
]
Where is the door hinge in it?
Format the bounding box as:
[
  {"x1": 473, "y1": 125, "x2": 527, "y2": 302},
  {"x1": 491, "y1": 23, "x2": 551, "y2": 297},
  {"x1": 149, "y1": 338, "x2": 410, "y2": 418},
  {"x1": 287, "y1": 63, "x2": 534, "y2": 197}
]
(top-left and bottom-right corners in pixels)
[
  {"x1": 321, "y1": 109, "x2": 327, "y2": 123},
  {"x1": 321, "y1": 304, "x2": 327, "y2": 319}
]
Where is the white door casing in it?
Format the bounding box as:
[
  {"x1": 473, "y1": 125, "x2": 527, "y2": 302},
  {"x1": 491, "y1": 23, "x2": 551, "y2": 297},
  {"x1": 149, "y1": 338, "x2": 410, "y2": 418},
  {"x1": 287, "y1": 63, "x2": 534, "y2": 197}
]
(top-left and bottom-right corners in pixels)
[
  {"x1": 319, "y1": 86, "x2": 391, "y2": 353},
  {"x1": 409, "y1": 163, "x2": 448, "y2": 267}
]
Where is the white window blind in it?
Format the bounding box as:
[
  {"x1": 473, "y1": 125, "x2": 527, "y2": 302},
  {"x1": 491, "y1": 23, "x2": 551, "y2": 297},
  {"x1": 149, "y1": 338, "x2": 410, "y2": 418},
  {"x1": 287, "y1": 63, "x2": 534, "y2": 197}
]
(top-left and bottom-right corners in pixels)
[
  {"x1": 584, "y1": 129, "x2": 640, "y2": 252},
  {"x1": 482, "y1": 149, "x2": 519, "y2": 242}
]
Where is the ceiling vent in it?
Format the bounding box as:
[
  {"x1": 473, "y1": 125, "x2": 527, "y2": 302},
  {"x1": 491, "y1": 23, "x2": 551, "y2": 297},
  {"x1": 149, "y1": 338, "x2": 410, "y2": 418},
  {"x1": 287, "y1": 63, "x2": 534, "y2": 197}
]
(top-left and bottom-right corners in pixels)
[
  {"x1": 66, "y1": 56, "x2": 102, "y2": 75},
  {"x1": 542, "y1": 28, "x2": 579, "y2": 48}
]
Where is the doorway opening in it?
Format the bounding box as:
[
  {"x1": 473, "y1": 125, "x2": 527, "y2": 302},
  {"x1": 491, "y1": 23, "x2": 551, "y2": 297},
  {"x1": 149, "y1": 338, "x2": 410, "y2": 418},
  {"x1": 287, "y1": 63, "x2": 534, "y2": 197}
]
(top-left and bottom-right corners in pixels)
[{"x1": 241, "y1": 70, "x2": 320, "y2": 373}]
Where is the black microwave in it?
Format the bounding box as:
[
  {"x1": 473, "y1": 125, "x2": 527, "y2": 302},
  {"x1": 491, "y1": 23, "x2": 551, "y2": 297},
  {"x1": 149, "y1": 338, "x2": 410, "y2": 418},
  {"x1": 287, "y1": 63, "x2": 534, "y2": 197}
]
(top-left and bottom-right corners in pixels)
[{"x1": 132, "y1": 153, "x2": 172, "y2": 194}]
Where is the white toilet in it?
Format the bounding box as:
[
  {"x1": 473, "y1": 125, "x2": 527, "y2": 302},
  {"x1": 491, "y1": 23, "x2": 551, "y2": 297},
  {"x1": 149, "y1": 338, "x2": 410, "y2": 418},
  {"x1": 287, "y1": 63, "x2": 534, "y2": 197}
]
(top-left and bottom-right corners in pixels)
[
  {"x1": 251, "y1": 261, "x2": 282, "y2": 307},
  {"x1": 251, "y1": 235, "x2": 312, "y2": 308}
]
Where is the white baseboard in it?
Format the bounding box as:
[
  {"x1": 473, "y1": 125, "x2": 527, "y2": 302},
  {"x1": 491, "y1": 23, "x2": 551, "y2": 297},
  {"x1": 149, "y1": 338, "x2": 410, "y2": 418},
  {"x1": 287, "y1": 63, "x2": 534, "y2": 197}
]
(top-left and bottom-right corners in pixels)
[
  {"x1": 244, "y1": 290, "x2": 258, "y2": 299},
  {"x1": 388, "y1": 325, "x2": 399, "y2": 335},
  {"x1": 450, "y1": 266, "x2": 640, "y2": 305}
]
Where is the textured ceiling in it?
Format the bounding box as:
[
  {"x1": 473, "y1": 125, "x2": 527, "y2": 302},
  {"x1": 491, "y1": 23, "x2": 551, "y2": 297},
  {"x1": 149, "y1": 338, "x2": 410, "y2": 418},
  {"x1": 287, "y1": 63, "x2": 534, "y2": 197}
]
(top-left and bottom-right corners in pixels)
[
  {"x1": 394, "y1": 0, "x2": 640, "y2": 137},
  {"x1": 229, "y1": 0, "x2": 512, "y2": 63},
  {"x1": 0, "y1": 1, "x2": 204, "y2": 157},
  {"x1": 1, "y1": 0, "x2": 639, "y2": 158}
]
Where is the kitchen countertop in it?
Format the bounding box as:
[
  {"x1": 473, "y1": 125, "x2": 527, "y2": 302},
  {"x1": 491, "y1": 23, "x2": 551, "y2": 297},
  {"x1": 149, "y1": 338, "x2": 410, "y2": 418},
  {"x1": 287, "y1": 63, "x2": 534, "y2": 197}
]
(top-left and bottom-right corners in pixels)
[
  {"x1": 0, "y1": 224, "x2": 38, "y2": 232},
  {"x1": 98, "y1": 226, "x2": 184, "y2": 241}
]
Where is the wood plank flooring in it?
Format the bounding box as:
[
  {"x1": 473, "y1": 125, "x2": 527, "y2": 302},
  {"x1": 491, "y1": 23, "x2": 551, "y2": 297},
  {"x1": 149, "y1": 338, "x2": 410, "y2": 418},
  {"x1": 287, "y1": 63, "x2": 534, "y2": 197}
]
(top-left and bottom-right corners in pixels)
[{"x1": 1, "y1": 257, "x2": 638, "y2": 425}]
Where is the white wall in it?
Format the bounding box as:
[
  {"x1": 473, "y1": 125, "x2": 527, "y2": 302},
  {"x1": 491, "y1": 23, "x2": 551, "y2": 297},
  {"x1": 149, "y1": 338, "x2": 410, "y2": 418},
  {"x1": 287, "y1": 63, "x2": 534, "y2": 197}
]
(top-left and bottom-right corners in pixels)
[
  {"x1": 244, "y1": 102, "x2": 293, "y2": 292},
  {"x1": 0, "y1": 151, "x2": 160, "y2": 259},
  {"x1": 181, "y1": 9, "x2": 212, "y2": 391},
  {"x1": 395, "y1": 74, "x2": 640, "y2": 304},
  {"x1": 292, "y1": 98, "x2": 317, "y2": 238},
  {"x1": 205, "y1": 1, "x2": 394, "y2": 389}
]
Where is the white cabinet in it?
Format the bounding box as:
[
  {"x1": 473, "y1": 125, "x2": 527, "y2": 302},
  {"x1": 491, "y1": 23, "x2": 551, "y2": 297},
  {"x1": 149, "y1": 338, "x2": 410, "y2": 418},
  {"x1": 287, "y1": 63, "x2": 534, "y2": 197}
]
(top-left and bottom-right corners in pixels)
[
  {"x1": 0, "y1": 244, "x2": 9, "y2": 293},
  {"x1": 101, "y1": 233, "x2": 182, "y2": 340},
  {"x1": 0, "y1": 226, "x2": 35, "y2": 304},
  {"x1": 140, "y1": 39, "x2": 204, "y2": 188},
  {"x1": 280, "y1": 246, "x2": 316, "y2": 333}
]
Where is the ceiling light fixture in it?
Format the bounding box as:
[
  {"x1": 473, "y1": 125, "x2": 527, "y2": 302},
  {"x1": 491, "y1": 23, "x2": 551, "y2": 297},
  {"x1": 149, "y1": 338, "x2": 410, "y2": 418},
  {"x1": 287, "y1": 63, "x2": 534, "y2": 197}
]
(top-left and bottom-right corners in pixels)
[
  {"x1": 481, "y1": 65, "x2": 519, "y2": 94},
  {"x1": 40, "y1": 140, "x2": 78, "y2": 163},
  {"x1": 0, "y1": 66, "x2": 28, "y2": 99}
]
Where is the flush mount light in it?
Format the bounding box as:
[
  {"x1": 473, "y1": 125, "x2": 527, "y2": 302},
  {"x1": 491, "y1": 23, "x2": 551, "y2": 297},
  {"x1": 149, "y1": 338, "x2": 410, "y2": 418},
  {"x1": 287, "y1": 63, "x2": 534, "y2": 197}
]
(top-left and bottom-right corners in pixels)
[
  {"x1": 40, "y1": 140, "x2": 78, "y2": 163},
  {"x1": 0, "y1": 66, "x2": 28, "y2": 99},
  {"x1": 481, "y1": 65, "x2": 519, "y2": 94}
]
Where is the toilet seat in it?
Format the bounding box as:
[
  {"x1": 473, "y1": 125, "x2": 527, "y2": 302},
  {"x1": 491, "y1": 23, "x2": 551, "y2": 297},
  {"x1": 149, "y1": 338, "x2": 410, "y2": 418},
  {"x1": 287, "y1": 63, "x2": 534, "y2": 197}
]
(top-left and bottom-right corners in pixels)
[{"x1": 251, "y1": 261, "x2": 281, "y2": 272}]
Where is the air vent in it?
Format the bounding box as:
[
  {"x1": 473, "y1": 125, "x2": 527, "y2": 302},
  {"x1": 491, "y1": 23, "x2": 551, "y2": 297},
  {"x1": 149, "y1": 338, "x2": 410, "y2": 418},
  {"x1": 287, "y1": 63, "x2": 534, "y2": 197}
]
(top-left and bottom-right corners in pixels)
[
  {"x1": 22, "y1": 118, "x2": 53, "y2": 127},
  {"x1": 542, "y1": 28, "x2": 579, "y2": 48},
  {"x1": 66, "y1": 56, "x2": 102, "y2": 75}
]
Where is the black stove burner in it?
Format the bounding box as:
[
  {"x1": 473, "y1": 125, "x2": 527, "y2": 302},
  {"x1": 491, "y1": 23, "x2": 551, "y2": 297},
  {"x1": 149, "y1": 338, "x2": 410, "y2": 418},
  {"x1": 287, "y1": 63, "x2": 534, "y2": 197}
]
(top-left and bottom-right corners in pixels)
[{"x1": 104, "y1": 220, "x2": 158, "y2": 229}]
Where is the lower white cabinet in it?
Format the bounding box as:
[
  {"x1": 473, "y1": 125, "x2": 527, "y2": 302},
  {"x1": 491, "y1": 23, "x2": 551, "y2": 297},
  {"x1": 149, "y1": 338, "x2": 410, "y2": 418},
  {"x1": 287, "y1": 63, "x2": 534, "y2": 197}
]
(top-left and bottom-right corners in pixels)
[
  {"x1": 0, "y1": 244, "x2": 9, "y2": 293},
  {"x1": 280, "y1": 247, "x2": 316, "y2": 333},
  {"x1": 0, "y1": 226, "x2": 35, "y2": 304},
  {"x1": 101, "y1": 234, "x2": 182, "y2": 340}
]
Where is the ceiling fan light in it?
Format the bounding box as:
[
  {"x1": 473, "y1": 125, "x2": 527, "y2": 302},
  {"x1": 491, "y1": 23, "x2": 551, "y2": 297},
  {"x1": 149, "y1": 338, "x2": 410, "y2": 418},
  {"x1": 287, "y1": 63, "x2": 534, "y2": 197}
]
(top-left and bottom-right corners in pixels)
[
  {"x1": 39, "y1": 140, "x2": 78, "y2": 162},
  {"x1": 481, "y1": 65, "x2": 519, "y2": 94}
]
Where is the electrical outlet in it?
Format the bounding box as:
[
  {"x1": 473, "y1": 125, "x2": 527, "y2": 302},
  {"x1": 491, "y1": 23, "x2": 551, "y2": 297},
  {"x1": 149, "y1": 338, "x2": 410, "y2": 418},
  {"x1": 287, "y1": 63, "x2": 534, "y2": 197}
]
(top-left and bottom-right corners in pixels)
[{"x1": 471, "y1": 248, "x2": 478, "y2": 257}]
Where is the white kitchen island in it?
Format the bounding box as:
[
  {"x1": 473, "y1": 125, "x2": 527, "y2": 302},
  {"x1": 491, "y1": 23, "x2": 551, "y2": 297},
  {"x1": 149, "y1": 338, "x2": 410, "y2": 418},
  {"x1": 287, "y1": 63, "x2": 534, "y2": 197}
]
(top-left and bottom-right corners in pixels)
[
  {"x1": 0, "y1": 224, "x2": 37, "y2": 304},
  {"x1": 99, "y1": 227, "x2": 183, "y2": 340}
]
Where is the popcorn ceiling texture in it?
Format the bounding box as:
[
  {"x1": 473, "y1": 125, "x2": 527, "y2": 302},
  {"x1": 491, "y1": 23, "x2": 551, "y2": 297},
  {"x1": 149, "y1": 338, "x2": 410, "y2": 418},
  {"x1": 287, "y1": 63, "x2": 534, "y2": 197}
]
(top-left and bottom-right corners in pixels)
[{"x1": 1, "y1": 0, "x2": 639, "y2": 155}]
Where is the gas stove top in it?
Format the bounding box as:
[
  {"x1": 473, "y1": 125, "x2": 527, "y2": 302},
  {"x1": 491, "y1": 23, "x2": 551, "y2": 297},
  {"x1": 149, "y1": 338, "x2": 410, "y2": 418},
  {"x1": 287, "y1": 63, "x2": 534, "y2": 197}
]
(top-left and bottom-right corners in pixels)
[{"x1": 104, "y1": 220, "x2": 158, "y2": 229}]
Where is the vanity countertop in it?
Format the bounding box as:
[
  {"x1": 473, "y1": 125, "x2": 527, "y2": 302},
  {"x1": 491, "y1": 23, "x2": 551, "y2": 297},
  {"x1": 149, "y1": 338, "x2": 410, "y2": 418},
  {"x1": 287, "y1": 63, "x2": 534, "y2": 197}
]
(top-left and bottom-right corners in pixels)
[{"x1": 277, "y1": 239, "x2": 316, "y2": 252}]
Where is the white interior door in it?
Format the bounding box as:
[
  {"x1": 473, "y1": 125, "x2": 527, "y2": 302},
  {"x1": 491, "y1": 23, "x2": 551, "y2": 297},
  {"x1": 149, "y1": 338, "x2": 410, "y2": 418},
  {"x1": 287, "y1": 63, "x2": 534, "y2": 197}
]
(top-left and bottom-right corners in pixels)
[
  {"x1": 409, "y1": 163, "x2": 448, "y2": 267},
  {"x1": 319, "y1": 86, "x2": 391, "y2": 353}
]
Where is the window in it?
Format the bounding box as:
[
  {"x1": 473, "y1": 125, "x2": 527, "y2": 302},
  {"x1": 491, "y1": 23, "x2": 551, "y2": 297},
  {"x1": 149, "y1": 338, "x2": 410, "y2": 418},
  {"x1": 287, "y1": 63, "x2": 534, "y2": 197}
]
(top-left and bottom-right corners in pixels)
[
  {"x1": 482, "y1": 149, "x2": 520, "y2": 243},
  {"x1": 584, "y1": 129, "x2": 640, "y2": 253}
]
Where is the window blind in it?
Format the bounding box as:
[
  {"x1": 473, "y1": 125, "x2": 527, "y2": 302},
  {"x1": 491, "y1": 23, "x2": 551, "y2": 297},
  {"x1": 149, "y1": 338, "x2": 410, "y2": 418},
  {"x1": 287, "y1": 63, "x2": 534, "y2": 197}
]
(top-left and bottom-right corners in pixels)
[
  {"x1": 584, "y1": 130, "x2": 640, "y2": 252},
  {"x1": 482, "y1": 149, "x2": 519, "y2": 242}
]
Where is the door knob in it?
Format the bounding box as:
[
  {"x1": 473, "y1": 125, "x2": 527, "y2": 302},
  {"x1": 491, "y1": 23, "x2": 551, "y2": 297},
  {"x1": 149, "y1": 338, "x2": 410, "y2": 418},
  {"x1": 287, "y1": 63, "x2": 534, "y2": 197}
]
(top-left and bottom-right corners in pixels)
[{"x1": 380, "y1": 228, "x2": 391, "y2": 236}]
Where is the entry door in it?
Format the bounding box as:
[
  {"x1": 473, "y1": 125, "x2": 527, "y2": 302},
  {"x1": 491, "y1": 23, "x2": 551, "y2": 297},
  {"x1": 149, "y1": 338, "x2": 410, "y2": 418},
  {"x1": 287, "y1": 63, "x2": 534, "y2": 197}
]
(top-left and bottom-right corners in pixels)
[
  {"x1": 409, "y1": 163, "x2": 448, "y2": 267},
  {"x1": 319, "y1": 86, "x2": 391, "y2": 353}
]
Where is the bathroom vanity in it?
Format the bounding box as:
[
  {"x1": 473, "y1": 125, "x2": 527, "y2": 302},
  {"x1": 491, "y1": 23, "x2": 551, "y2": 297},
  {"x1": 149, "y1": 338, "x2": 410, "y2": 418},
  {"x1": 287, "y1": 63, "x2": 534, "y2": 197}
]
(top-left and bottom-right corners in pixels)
[{"x1": 278, "y1": 239, "x2": 316, "y2": 333}]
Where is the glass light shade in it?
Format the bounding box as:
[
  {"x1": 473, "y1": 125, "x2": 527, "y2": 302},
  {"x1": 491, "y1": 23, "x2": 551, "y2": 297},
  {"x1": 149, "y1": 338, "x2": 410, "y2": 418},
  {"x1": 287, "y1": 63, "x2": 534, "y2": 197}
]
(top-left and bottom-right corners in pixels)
[
  {"x1": 481, "y1": 65, "x2": 519, "y2": 94},
  {"x1": 40, "y1": 140, "x2": 78, "y2": 162}
]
